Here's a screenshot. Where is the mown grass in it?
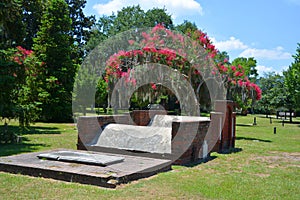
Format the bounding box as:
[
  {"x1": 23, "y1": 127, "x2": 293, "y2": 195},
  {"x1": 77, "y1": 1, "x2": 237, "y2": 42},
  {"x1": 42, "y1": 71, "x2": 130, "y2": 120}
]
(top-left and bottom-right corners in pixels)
[
  {"x1": 0, "y1": 115, "x2": 299, "y2": 200},
  {"x1": 0, "y1": 121, "x2": 77, "y2": 157}
]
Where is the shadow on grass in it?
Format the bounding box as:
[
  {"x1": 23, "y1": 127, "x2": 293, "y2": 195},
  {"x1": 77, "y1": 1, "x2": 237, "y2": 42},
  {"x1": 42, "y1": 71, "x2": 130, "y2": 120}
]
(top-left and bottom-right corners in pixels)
[
  {"x1": 284, "y1": 121, "x2": 300, "y2": 125},
  {"x1": 236, "y1": 123, "x2": 253, "y2": 127},
  {"x1": 0, "y1": 125, "x2": 61, "y2": 135},
  {"x1": 181, "y1": 147, "x2": 243, "y2": 167},
  {"x1": 0, "y1": 137, "x2": 50, "y2": 157},
  {"x1": 217, "y1": 147, "x2": 243, "y2": 154},
  {"x1": 256, "y1": 115, "x2": 272, "y2": 119},
  {"x1": 181, "y1": 156, "x2": 218, "y2": 167},
  {"x1": 236, "y1": 136, "x2": 271, "y2": 143},
  {"x1": 24, "y1": 126, "x2": 61, "y2": 135}
]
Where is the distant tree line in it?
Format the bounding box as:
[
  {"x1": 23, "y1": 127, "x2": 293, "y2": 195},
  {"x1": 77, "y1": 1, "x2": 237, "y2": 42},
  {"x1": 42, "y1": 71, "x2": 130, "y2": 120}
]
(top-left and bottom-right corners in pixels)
[{"x1": 256, "y1": 43, "x2": 300, "y2": 122}]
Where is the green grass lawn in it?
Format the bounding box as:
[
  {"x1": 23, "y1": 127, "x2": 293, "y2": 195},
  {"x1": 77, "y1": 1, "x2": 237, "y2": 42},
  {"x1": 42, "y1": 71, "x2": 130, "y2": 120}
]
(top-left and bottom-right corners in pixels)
[{"x1": 0, "y1": 115, "x2": 299, "y2": 200}]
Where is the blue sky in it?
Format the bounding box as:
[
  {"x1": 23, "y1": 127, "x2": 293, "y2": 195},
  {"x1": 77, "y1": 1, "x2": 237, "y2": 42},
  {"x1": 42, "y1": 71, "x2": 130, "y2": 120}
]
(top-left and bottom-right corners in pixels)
[{"x1": 83, "y1": 0, "x2": 300, "y2": 76}]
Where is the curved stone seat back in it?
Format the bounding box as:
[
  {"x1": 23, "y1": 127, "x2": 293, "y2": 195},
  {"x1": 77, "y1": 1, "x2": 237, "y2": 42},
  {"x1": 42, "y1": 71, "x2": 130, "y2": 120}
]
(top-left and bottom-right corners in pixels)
[{"x1": 91, "y1": 124, "x2": 172, "y2": 154}]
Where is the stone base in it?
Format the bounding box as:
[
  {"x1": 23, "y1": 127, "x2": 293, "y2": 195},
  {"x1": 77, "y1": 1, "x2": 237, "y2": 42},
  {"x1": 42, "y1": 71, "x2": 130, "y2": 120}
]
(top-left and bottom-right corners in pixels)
[{"x1": 0, "y1": 149, "x2": 172, "y2": 188}]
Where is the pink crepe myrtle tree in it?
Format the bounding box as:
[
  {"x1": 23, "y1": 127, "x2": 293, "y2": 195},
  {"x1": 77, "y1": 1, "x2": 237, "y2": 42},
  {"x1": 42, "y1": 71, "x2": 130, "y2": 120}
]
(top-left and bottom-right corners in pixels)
[
  {"x1": 103, "y1": 24, "x2": 261, "y2": 110},
  {"x1": 10, "y1": 46, "x2": 48, "y2": 126}
]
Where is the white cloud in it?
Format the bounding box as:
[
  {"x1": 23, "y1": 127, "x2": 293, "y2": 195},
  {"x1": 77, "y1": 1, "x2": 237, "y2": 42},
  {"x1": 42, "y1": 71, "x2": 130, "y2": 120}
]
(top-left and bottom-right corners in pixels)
[
  {"x1": 278, "y1": 65, "x2": 289, "y2": 75},
  {"x1": 93, "y1": 0, "x2": 123, "y2": 16},
  {"x1": 92, "y1": 0, "x2": 203, "y2": 18},
  {"x1": 257, "y1": 65, "x2": 290, "y2": 76},
  {"x1": 257, "y1": 65, "x2": 273, "y2": 75},
  {"x1": 276, "y1": 46, "x2": 284, "y2": 51},
  {"x1": 211, "y1": 37, "x2": 248, "y2": 51},
  {"x1": 239, "y1": 47, "x2": 292, "y2": 60},
  {"x1": 212, "y1": 37, "x2": 292, "y2": 61}
]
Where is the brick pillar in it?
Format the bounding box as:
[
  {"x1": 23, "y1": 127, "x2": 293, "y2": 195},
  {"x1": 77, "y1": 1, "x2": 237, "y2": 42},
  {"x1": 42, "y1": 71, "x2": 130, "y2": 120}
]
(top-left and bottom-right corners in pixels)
[
  {"x1": 210, "y1": 112, "x2": 224, "y2": 152},
  {"x1": 214, "y1": 100, "x2": 236, "y2": 152}
]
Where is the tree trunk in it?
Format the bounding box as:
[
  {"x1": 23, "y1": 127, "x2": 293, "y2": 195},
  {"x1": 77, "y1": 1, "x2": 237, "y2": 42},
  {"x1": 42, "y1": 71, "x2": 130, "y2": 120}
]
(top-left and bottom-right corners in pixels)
[
  {"x1": 241, "y1": 108, "x2": 248, "y2": 116},
  {"x1": 289, "y1": 109, "x2": 293, "y2": 123}
]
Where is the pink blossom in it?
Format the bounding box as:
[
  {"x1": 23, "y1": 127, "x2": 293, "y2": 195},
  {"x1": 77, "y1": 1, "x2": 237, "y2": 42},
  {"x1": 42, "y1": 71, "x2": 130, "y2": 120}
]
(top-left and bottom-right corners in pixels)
[
  {"x1": 250, "y1": 83, "x2": 262, "y2": 100},
  {"x1": 133, "y1": 50, "x2": 143, "y2": 56},
  {"x1": 220, "y1": 65, "x2": 228, "y2": 72},
  {"x1": 151, "y1": 24, "x2": 165, "y2": 33},
  {"x1": 142, "y1": 32, "x2": 150, "y2": 40},
  {"x1": 235, "y1": 71, "x2": 243, "y2": 77},
  {"x1": 125, "y1": 51, "x2": 132, "y2": 57},
  {"x1": 151, "y1": 83, "x2": 157, "y2": 90},
  {"x1": 128, "y1": 40, "x2": 135, "y2": 45},
  {"x1": 131, "y1": 78, "x2": 137, "y2": 86},
  {"x1": 238, "y1": 80, "x2": 243, "y2": 87}
]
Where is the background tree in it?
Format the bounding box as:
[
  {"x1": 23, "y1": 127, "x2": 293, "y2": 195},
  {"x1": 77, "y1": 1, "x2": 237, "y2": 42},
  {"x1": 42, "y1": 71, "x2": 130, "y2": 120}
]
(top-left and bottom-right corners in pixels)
[
  {"x1": 0, "y1": 0, "x2": 25, "y2": 49},
  {"x1": 85, "y1": 6, "x2": 173, "y2": 51},
  {"x1": 65, "y1": 0, "x2": 95, "y2": 61},
  {"x1": 0, "y1": 48, "x2": 23, "y2": 120},
  {"x1": 232, "y1": 57, "x2": 258, "y2": 82},
  {"x1": 14, "y1": 47, "x2": 46, "y2": 127},
  {"x1": 284, "y1": 43, "x2": 300, "y2": 122},
  {"x1": 33, "y1": 0, "x2": 76, "y2": 122},
  {"x1": 145, "y1": 7, "x2": 173, "y2": 29},
  {"x1": 174, "y1": 20, "x2": 198, "y2": 34},
  {"x1": 84, "y1": 15, "x2": 114, "y2": 52},
  {"x1": 0, "y1": 46, "x2": 43, "y2": 142},
  {"x1": 21, "y1": 0, "x2": 44, "y2": 49},
  {"x1": 256, "y1": 72, "x2": 286, "y2": 116}
]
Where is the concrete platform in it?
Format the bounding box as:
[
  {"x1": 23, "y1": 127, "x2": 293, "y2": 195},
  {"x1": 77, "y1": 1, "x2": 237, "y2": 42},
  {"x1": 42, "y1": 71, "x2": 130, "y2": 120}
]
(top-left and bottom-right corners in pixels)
[{"x1": 0, "y1": 149, "x2": 172, "y2": 188}]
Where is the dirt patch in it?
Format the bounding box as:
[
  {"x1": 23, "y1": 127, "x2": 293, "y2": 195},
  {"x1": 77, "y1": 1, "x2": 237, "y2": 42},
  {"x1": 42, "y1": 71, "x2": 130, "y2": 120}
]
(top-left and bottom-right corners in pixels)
[
  {"x1": 268, "y1": 151, "x2": 300, "y2": 161},
  {"x1": 252, "y1": 173, "x2": 270, "y2": 178},
  {"x1": 253, "y1": 151, "x2": 300, "y2": 169}
]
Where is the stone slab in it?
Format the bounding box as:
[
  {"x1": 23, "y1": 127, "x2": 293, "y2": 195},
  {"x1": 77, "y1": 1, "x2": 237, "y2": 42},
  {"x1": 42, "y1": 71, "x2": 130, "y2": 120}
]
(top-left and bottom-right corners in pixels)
[
  {"x1": 0, "y1": 149, "x2": 172, "y2": 188},
  {"x1": 37, "y1": 150, "x2": 125, "y2": 166}
]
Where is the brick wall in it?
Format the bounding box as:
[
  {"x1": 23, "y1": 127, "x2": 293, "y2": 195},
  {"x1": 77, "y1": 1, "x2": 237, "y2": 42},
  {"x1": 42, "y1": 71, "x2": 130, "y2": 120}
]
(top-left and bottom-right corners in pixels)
[
  {"x1": 130, "y1": 110, "x2": 167, "y2": 126},
  {"x1": 77, "y1": 115, "x2": 132, "y2": 150},
  {"x1": 171, "y1": 120, "x2": 210, "y2": 165}
]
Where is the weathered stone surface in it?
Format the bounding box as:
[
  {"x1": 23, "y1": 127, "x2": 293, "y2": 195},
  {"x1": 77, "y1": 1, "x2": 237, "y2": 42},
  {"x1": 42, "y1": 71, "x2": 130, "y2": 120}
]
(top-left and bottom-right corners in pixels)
[
  {"x1": 91, "y1": 124, "x2": 172, "y2": 154},
  {"x1": 37, "y1": 150, "x2": 125, "y2": 166}
]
